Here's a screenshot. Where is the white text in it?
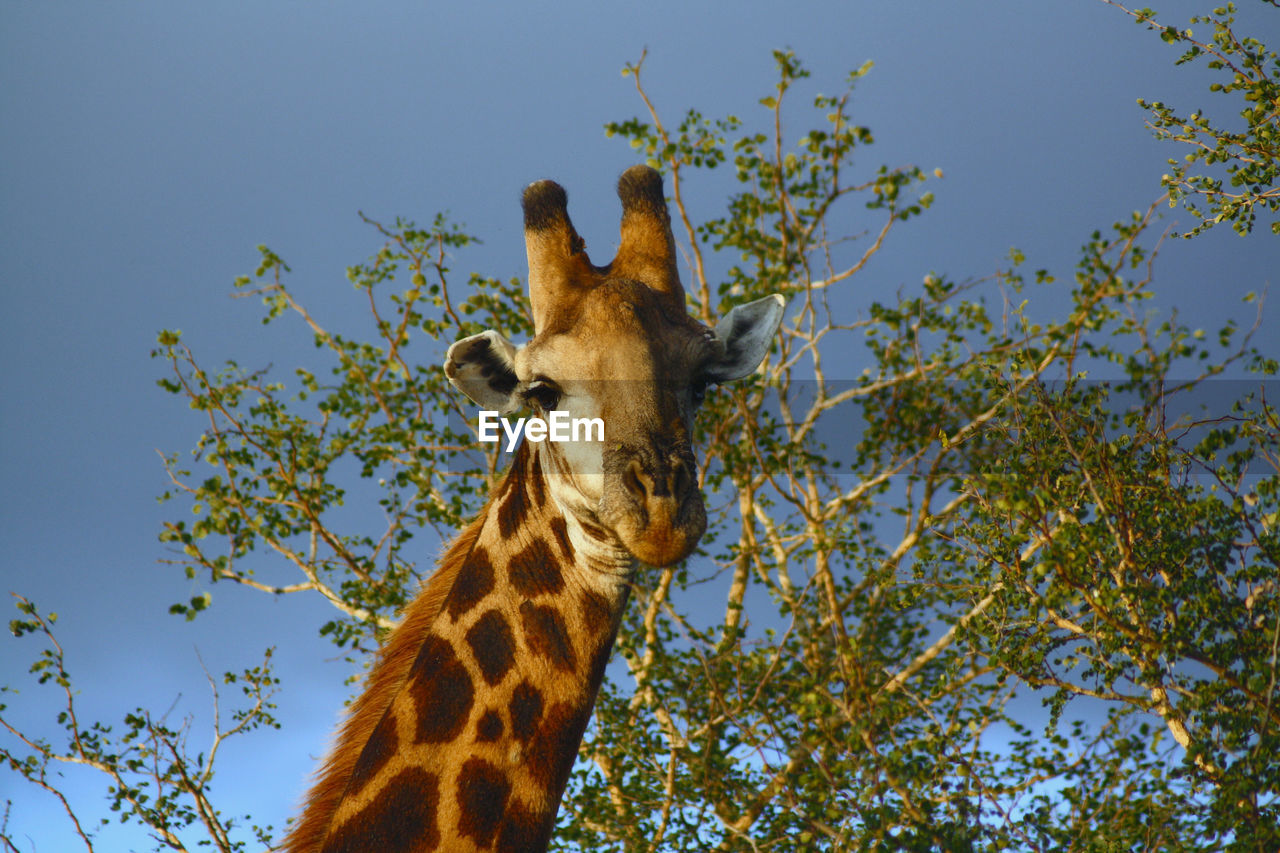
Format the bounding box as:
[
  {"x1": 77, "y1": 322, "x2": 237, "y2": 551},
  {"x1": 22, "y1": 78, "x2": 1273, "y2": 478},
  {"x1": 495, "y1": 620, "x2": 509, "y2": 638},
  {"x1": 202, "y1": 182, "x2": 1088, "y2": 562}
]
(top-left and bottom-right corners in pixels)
[{"x1": 477, "y1": 410, "x2": 605, "y2": 452}]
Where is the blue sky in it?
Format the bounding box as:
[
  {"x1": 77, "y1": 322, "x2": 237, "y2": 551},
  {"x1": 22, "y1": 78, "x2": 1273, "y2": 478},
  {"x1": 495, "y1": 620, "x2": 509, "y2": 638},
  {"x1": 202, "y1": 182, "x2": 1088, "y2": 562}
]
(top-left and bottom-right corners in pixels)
[{"x1": 1, "y1": 2, "x2": 1275, "y2": 850}]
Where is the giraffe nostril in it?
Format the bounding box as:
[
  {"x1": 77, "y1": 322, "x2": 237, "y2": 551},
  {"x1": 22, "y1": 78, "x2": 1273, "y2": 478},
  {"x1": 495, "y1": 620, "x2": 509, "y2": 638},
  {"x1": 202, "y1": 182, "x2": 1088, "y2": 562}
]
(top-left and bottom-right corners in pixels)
[
  {"x1": 624, "y1": 458, "x2": 648, "y2": 500},
  {"x1": 671, "y1": 458, "x2": 691, "y2": 496}
]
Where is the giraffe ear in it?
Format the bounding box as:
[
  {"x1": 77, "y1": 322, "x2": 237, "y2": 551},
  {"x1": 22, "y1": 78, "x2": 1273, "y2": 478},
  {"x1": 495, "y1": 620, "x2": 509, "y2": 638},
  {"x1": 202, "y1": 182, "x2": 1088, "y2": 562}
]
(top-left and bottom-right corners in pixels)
[
  {"x1": 445, "y1": 330, "x2": 521, "y2": 414},
  {"x1": 706, "y1": 293, "x2": 786, "y2": 382}
]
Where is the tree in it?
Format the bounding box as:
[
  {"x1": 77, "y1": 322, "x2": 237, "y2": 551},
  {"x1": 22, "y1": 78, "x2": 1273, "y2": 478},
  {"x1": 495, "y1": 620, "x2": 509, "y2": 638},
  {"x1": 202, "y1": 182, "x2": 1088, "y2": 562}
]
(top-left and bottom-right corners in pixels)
[
  {"x1": 4, "y1": 10, "x2": 1278, "y2": 852},
  {"x1": 1105, "y1": 0, "x2": 1280, "y2": 237}
]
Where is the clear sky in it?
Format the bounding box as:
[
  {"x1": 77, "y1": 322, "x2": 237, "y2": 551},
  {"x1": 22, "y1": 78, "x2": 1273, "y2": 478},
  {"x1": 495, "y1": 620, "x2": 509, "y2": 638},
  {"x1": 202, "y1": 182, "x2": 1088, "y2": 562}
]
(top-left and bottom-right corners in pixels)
[{"x1": 1, "y1": 2, "x2": 1274, "y2": 850}]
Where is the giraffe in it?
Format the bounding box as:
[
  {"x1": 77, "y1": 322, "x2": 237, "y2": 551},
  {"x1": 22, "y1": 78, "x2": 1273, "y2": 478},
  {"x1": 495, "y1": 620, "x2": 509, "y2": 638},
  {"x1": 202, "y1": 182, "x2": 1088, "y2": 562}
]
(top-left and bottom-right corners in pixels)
[{"x1": 282, "y1": 165, "x2": 785, "y2": 853}]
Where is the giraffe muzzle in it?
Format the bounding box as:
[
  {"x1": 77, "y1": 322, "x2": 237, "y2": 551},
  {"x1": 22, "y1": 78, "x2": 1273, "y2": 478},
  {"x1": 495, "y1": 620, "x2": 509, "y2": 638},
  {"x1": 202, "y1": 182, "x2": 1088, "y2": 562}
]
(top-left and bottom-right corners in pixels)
[{"x1": 601, "y1": 448, "x2": 706, "y2": 566}]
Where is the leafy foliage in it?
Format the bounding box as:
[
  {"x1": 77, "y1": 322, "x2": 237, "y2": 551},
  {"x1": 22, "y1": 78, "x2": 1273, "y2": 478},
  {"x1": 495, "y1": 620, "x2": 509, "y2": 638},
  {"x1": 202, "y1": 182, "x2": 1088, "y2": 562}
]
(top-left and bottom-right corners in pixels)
[
  {"x1": 1107, "y1": 0, "x2": 1280, "y2": 236},
  {"x1": 2, "y1": 596, "x2": 280, "y2": 852},
  {"x1": 153, "y1": 216, "x2": 526, "y2": 653}
]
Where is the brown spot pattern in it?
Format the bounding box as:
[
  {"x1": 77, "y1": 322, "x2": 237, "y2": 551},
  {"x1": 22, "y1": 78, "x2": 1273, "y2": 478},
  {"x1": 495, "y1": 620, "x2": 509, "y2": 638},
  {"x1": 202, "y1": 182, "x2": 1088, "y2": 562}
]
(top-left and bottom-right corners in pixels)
[
  {"x1": 476, "y1": 709, "x2": 503, "y2": 742},
  {"x1": 526, "y1": 700, "x2": 591, "y2": 796},
  {"x1": 520, "y1": 601, "x2": 577, "y2": 672},
  {"x1": 445, "y1": 547, "x2": 495, "y2": 620},
  {"x1": 586, "y1": 637, "x2": 616, "y2": 697},
  {"x1": 497, "y1": 481, "x2": 528, "y2": 539},
  {"x1": 465, "y1": 609, "x2": 517, "y2": 686},
  {"x1": 580, "y1": 589, "x2": 611, "y2": 627},
  {"x1": 509, "y1": 680, "x2": 544, "y2": 743},
  {"x1": 496, "y1": 800, "x2": 554, "y2": 851},
  {"x1": 346, "y1": 712, "x2": 397, "y2": 796},
  {"x1": 320, "y1": 767, "x2": 439, "y2": 853},
  {"x1": 580, "y1": 590, "x2": 618, "y2": 694},
  {"x1": 549, "y1": 515, "x2": 574, "y2": 562},
  {"x1": 508, "y1": 539, "x2": 562, "y2": 597},
  {"x1": 456, "y1": 758, "x2": 512, "y2": 847},
  {"x1": 527, "y1": 452, "x2": 546, "y2": 508},
  {"x1": 408, "y1": 636, "x2": 474, "y2": 743}
]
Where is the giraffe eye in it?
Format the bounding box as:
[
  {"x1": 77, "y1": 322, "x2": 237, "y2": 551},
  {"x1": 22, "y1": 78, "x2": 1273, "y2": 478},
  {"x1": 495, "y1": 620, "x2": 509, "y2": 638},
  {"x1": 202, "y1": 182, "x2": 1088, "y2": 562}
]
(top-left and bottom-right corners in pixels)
[{"x1": 523, "y1": 379, "x2": 561, "y2": 411}]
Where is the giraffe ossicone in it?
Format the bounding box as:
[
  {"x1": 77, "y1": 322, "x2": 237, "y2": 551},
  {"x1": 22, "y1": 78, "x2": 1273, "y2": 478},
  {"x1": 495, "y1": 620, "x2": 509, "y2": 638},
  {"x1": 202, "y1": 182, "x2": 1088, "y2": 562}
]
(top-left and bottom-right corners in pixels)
[{"x1": 284, "y1": 165, "x2": 784, "y2": 853}]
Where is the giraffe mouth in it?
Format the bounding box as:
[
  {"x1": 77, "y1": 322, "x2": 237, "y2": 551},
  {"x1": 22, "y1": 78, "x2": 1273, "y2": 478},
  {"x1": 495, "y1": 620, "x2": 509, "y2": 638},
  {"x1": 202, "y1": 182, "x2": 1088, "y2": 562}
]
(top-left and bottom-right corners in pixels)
[
  {"x1": 616, "y1": 498, "x2": 707, "y2": 566},
  {"x1": 599, "y1": 450, "x2": 707, "y2": 566}
]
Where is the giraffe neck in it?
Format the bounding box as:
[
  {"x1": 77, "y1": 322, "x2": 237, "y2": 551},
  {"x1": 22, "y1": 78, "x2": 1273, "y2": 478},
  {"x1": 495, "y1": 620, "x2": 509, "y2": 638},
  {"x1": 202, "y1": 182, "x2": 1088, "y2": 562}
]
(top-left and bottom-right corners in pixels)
[{"x1": 286, "y1": 441, "x2": 634, "y2": 853}]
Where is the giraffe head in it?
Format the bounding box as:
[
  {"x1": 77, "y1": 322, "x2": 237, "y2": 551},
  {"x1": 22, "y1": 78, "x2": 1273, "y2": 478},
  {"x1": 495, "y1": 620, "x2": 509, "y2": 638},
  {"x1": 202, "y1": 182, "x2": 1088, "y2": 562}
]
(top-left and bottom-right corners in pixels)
[{"x1": 446, "y1": 165, "x2": 783, "y2": 567}]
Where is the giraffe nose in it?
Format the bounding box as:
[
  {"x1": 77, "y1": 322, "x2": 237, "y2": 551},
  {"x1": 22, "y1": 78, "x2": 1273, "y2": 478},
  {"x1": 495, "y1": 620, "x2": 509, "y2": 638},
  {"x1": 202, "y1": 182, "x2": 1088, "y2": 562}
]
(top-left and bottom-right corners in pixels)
[
  {"x1": 623, "y1": 455, "x2": 692, "y2": 501},
  {"x1": 605, "y1": 449, "x2": 707, "y2": 566}
]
